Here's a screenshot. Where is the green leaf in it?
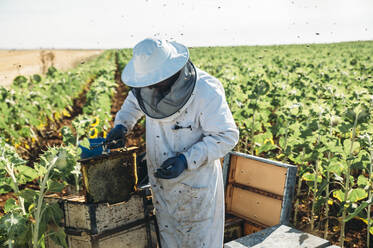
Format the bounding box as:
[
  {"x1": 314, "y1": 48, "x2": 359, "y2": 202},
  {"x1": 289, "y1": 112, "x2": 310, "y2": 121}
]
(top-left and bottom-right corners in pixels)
[
  {"x1": 0, "y1": 212, "x2": 28, "y2": 240},
  {"x1": 34, "y1": 163, "x2": 48, "y2": 176},
  {"x1": 44, "y1": 203, "x2": 64, "y2": 225},
  {"x1": 333, "y1": 189, "x2": 344, "y2": 202},
  {"x1": 357, "y1": 175, "x2": 369, "y2": 188},
  {"x1": 302, "y1": 172, "x2": 322, "y2": 183},
  {"x1": 32, "y1": 74, "x2": 42, "y2": 83},
  {"x1": 18, "y1": 188, "x2": 38, "y2": 203},
  {"x1": 16, "y1": 165, "x2": 39, "y2": 181},
  {"x1": 257, "y1": 142, "x2": 277, "y2": 154},
  {"x1": 279, "y1": 136, "x2": 286, "y2": 149},
  {"x1": 348, "y1": 188, "x2": 368, "y2": 203},
  {"x1": 344, "y1": 199, "x2": 372, "y2": 222},
  {"x1": 47, "y1": 180, "x2": 65, "y2": 193},
  {"x1": 0, "y1": 179, "x2": 14, "y2": 194},
  {"x1": 328, "y1": 160, "x2": 344, "y2": 175},
  {"x1": 338, "y1": 122, "x2": 353, "y2": 134},
  {"x1": 343, "y1": 139, "x2": 360, "y2": 156},
  {"x1": 13, "y1": 76, "x2": 28, "y2": 86},
  {"x1": 79, "y1": 138, "x2": 90, "y2": 149},
  {"x1": 4, "y1": 198, "x2": 18, "y2": 213},
  {"x1": 61, "y1": 126, "x2": 75, "y2": 146},
  {"x1": 49, "y1": 227, "x2": 67, "y2": 248}
]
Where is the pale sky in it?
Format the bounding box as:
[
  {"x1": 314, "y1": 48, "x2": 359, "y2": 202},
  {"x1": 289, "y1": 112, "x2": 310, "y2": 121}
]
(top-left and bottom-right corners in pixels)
[{"x1": 1, "y1": 0, "x2": 372, "y2": 49}]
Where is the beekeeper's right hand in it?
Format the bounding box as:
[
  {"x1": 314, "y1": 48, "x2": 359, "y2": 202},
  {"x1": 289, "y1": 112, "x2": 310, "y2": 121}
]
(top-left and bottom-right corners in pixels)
[{"x1": 106, "y1": 124, "x2": 127, "y2": 149}]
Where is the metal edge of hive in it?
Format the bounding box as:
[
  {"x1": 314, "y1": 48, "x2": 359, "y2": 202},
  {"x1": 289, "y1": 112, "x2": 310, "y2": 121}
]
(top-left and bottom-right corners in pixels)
[
  {"x1": 78, "y1": 147, "x2": 139, "y2": 165},
  {"x1": 280, "y1": 165, "x2": 297, "y2": 225},
  {"x1": 228, "y1": 151, "x2": 297, "y2": 169},
  {"x1": 223, "y1": 152, "x2": 232, "y2": 193}
]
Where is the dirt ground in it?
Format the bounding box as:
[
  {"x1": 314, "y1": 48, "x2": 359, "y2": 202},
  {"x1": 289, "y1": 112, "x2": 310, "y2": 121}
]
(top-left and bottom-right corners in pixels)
[{"x1": 0, "y1": 50, "x2": 103, "y2": 87}]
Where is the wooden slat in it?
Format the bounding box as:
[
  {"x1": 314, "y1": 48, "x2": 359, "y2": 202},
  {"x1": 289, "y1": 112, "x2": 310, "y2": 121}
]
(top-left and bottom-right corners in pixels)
[
  {"x1": 229, "y1": 155, "x2": 287, "y2": 196},
  {"x1": 226, "y1": 185, "x2": 282, "y2": 227},
  {"x1": 228, "y1": 155, "x2": 238, "y2": 182}
]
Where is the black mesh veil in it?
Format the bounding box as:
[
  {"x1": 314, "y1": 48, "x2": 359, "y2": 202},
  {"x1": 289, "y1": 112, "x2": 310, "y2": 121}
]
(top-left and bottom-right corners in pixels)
[{"x1": 131, "y1": 61, "x2": 197, "y2": 119}]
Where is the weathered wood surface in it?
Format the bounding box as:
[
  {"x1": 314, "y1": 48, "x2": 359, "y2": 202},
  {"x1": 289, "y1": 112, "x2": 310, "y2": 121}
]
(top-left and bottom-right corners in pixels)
[
  {"x1": 47, "y1": 222, "x2": 157, "y2": 248},
  {"x1": 63, "y1": 194, "x2": 145, "y2": 234},
  {"x1": 224, "y1": 224, "x2": 331, "y2": 248},
  {"x1": 45, "y1": 192, "x2": 158, "y2": 248}
]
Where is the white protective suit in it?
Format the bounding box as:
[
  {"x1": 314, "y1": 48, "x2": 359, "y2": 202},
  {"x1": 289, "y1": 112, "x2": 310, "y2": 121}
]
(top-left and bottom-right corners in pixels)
[{"x1": 114, "y1": 68, "x2": 239, "y2": 248}]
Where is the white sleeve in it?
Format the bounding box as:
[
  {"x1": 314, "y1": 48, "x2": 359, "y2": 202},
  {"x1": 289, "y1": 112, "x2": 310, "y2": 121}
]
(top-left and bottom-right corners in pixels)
[
  {"x1": 182, "y1": 85, "x2": 239, "y2": 170},
  {"x1": 114, "y1": 91, "x2": 144, "y2": 131}
]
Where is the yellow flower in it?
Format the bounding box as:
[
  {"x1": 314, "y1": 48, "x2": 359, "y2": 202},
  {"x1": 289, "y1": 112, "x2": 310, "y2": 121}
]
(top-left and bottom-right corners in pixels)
[
  {"x1": 276, "y1": 153, "x2": 285, "y2": 159},
  {"x1": 31, "y1": 137, "x2": 36, "y2": 144},
  {"x1": 328, "y1": 199, "x2": 333, "y2": 205},
  {"x1": 62, "y1": 109, "x2": 71, "y2": 117},
  {"x1": 264, "y1": 138, "x2": 275, "y2": 145},
  {"x1": 37, "y1": 122, "x2": 46, "y2": 130},
  {"x1": 355, "y1": 217, "x2": 368, "y2": 225},
  {"x1": 53, "y1": 112, "x2": 61, "y2": 121},
  {"x1": 89, "y1": 127, "x2": 98, "y2": 139},
  {"x1": 25, "y1": 143, "x2": 30, "y2": 149},
  {"x1": 332, "y1": 225, "x2": 340, "y2": 232},
  {"x1": 90, "y1": 117, "x2": 100, "y2": 127},
  {"x1": 103, "y1": 131, "x2": 107, "y2": 138},
  {"x1": 15, "y1": 143, "x2": 20, "y2": 149}
]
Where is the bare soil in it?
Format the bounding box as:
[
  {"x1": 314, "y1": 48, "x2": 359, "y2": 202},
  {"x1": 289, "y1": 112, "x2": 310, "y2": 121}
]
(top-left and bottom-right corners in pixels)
[{"x1": 0, "y1": 50, "x2": 103, "y2": 88}]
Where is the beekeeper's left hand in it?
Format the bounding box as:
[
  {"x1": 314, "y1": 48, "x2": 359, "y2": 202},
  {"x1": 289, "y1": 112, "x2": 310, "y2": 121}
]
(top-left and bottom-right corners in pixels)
[{"x1": 154, "y1": 154, "x2": 187, "y2": 179}]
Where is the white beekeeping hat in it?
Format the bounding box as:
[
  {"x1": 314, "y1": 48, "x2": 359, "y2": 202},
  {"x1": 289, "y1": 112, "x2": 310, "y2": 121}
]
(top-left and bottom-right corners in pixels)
[{"x1": 121, "y1": 38, "x2": 189, "y2": 88}]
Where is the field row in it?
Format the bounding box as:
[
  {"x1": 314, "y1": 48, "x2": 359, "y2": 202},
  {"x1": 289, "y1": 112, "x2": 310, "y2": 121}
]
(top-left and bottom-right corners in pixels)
[{"x1": 0, "y1": 42, "x2": 372, "y2": 247}]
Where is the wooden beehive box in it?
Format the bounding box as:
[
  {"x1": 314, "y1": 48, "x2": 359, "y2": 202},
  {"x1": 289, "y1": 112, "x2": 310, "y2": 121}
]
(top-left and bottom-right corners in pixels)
[
  {"x1": 63, "y1": 222, "x2": 156, "y2": 248},
  {"x1": 223, "y1": 152, "x2": 297, "y2": 229},
  {"x1": 46, "y1": 219, "x2": 157, "y2": 248},
  {"x1": 47, "y1": 194, "x2": 145, "y2": 234},
  {"x1": 45, "y1": 188, "x2": 158, "y2": 248},
  {"x1": 79, "y1": 148, "x2": 139, "y2": 204}
]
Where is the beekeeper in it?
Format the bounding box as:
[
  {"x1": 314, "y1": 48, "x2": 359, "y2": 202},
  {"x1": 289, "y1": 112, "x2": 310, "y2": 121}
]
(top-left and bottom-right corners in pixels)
[{"x1": 106, "y1": 38, "x2": 239, "y2": 248}]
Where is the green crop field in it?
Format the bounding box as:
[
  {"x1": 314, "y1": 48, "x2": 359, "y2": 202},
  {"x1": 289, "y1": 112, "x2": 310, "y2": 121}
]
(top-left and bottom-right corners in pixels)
[{"x1": 0, "y1": 41, "x2": 372, "y2": 247}]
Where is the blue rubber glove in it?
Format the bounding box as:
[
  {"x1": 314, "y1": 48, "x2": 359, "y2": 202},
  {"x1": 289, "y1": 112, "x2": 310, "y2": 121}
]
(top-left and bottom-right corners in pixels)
[
  {"x1": 79, "y1": 138, "x2": 108, "y2": 159},
  {"x1": 106, "y1": 124, "x2": 127, "y2": 149},
  {"x1": 154, "y1": 154, "x2": 187, "y2": 179}
]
